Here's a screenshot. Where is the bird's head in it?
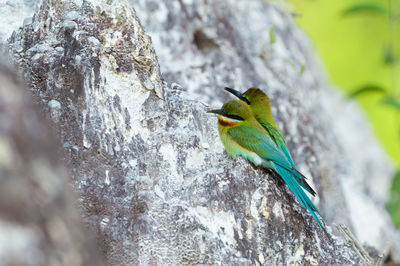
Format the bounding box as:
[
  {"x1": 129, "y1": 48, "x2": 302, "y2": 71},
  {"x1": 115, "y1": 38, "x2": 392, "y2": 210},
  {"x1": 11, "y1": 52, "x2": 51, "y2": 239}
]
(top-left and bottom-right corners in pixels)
[
  {"x1": 224, "y1": 87, "x2": 277, "y2": 127},
  {"x1": 224, "y1": 87, "x2": 271, "y2": 108},
  {"x1": 208, "y1": 99, "x2": 251, "y2": 127}
]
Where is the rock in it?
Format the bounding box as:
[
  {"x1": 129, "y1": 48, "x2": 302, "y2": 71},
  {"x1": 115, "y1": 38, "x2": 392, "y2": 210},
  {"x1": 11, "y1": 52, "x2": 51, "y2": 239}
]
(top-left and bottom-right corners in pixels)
[
  {"x1": 0, "y1": 0, "x2": 40, "y2": 46},
  {"x1": 131, "y1": 0, "x2": 398, "y2": 261},
  {"x1": 0, "y1": 60, "x2": 104, "y2": 266},
  {"x1": 4, "y1": 0, "x2": 396, "y2": 264}
]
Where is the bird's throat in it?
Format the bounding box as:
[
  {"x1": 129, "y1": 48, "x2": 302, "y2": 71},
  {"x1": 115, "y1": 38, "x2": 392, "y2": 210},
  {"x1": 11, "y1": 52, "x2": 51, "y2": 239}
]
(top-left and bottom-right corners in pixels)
[{"x1": 218, "y1": 116, "x2": 241, "y2": 127}]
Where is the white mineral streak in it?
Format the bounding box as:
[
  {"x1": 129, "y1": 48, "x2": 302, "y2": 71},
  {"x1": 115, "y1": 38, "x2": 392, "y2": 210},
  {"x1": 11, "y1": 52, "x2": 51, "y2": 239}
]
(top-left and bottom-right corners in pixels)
[
  {"x1": 159, "y1": 143, "x2": 180, "y2": 181},
  {"x1": 188, "y1": 206, "x2": 236, "y2": 246},
  {"x1": 185, "y1": 148, "x2": 205, "y2": 169},
  {"x1": 260, "y1": 196, "x2": 269, "y2": 218},
  {"x1": 100, "y1": 217, "x2": 110, "y2": 230},
  {"x1": 97, "y1": 56, "x2": 151, "y2": 141},
  {"x1": 105, "y1": 170, "x2": 110, "y2": 185},
  {"x1": 273, "y1": 201, "x2": 285, "y2": 221},
  {"x1": 287, "y1": 242, "x2": 305, "y2": 265},
  {"x1": 305, "y1": 255, "x2": 318, "y2": 266},
  {"x1": 250, "y1": 189, "x2": 263, "y2": 222},
  {"x1": 48, "y1": 99, "x2": 61, "y2": 120}
]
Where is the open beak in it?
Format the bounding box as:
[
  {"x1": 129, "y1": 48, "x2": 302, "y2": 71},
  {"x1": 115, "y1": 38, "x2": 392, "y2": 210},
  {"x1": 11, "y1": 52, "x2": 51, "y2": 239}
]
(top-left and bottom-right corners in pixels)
[
  {"x1": 207, "y1": 109, "x2": 225, "y2": 116},
  {"x1": 224, "y1": 87, "x2": 250, "y2": 104}
]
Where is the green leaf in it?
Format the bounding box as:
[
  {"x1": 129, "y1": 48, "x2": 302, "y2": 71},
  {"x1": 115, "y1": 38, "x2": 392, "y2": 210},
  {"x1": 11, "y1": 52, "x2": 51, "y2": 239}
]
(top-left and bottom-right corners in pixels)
[
  {"x1": 269, "y1": 27, "x2": 276, "y2": 46},
  {"x1": 384, "y1": 45, "x2": 399, "y2": 65},
  {"x1": 298, "y1": 63, "x2": 306, "y2": 76},
  {"x1": 347, "y1": 84, "x2": 387, "y2": 98},
  {"x1": 381, "y1": 95, "x2": 400, "y2": 110},
  {"x1": 342, "y1": 3, "x2": 388, "y2": 17}
]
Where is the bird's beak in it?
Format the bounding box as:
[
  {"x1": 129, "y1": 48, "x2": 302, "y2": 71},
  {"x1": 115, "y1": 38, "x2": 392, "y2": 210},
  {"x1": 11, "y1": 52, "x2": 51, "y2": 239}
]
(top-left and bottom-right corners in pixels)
[
  {"x1": 207, "y1": 109, "x2": 225, "y2": 116},
  {"x1": 224, "y1": 87, "x2": 249, "y2": 104},
  {"x1": 224, "y1": 87, "x2": 243, "y2": 99}
]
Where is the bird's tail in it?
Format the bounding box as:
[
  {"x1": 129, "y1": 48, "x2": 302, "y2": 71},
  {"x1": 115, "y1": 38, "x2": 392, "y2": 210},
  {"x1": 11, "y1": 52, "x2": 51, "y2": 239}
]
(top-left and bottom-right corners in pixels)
[
  {"x1": 273, "y1": 163, "x2": 326, "y2": 232},
  {"x1": 292, "y1": 168, "x2": 317, "y2": 197},
  {"x1": 272, "y1": 161, "x2": 316, "y2": 196}
]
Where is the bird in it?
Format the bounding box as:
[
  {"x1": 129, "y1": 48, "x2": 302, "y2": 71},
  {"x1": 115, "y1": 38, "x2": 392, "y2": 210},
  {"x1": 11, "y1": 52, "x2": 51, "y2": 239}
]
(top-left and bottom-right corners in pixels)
[
  {"x1": 224, "y1": 87, "x2": 316, "y2": 196},
  {"x1": 208, "y1": 97, "x2": 325, "y2": 232}
]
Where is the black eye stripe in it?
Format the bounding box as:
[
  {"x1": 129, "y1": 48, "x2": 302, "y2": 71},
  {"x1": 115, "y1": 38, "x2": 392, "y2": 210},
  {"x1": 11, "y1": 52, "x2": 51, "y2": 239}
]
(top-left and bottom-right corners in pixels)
[{"x1": 226, "y1": 114, "x2": 244, "y2": 121}]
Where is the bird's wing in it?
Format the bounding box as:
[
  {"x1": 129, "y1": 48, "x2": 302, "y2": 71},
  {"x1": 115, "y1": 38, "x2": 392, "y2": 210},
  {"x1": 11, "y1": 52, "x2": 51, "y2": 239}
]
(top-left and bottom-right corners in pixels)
[
  {"x1": 227, "y1": 125, "x2": 325, "y2": 231},
  {"x1": 227, "y1": 125, "x2": 291, "y2": 169},
  {"x1": 257, "y1": 120, "x2": 316, "y2": 196},
  {"x1": 258, "y1": 119, "x2": 294, "y2": 165}
]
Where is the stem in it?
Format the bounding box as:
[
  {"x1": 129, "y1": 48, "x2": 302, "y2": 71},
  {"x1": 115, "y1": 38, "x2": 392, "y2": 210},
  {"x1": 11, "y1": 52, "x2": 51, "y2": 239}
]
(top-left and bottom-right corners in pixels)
[
  {"x1": 388, "y1": 0, "x2": 400, "y2": 158},
  {"x1": 389, "y1": 0, "x2": 397, "y2": 95}
]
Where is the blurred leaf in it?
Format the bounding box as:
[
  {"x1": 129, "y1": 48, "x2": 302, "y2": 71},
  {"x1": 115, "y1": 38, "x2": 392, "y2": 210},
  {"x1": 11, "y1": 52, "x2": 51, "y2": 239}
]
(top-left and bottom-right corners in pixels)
[
  {"x1": 284, "y1": 58, "x2": 295, "y2": 69},
  {"x1": 269, "y1": 27, "x2": 276, "y2": 46},
  {"x1": 384, "y1": 45, "x2": 399, "y2": 65},
  {"x1": 381, "y1": 95, "x2": 400, "y2": 110},
  {"x1": 298, "y1": 63, "x2": 306, "y2": 76},
  {"x1": 387, "y1": 170, "x2": 400, "y2": 227},
  {"x1": 342, "y1": 3, "x2": 388, "y2": 17},
  {"x1": 347, "y1": 84, "x2": 387, "y2": 98}
]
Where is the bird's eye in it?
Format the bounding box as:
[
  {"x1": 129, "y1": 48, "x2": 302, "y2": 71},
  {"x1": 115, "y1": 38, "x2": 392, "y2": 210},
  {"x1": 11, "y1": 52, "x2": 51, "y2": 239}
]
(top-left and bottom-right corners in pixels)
[
  {"x1": 226, "y1": 114, "x2": 244, "y2": 121},
  {"x1": 240, "y1": 95, "x2": 250, "y2": 105}
]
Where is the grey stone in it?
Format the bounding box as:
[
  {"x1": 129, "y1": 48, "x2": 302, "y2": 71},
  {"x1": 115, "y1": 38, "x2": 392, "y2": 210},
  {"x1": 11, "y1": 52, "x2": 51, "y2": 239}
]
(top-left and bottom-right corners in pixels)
[{"x1": 0, "y1": 59, "x2": 104, "y2": 266}]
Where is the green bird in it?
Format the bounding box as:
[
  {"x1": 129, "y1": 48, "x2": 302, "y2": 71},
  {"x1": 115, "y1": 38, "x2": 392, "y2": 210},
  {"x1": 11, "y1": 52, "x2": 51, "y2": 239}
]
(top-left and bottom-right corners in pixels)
[
  {"x1": 224, "y1": 87, "x2": 316, "y2": 196},
  {"x1": 208, "y1": 98, "x2": 325, "y2": 231}
]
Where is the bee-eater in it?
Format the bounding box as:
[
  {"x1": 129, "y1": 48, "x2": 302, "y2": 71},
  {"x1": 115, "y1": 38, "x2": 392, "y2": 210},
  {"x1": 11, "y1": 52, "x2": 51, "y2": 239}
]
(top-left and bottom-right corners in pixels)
[
  {"x1": 224, "y1": 87, "x2": 316, "y2": 196},
  {"x1": 208, "y1": 99, "x2": 325, "y2": 231}
]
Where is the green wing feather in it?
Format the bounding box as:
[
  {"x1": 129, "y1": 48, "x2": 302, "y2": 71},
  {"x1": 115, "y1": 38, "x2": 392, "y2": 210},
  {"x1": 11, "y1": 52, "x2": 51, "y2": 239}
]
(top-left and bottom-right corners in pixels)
[
  {"x1": 227, "y1": 125, "x2": 325, "y2": 231},
  {"x1": 257, "y1": 120, "x2": 316, "y2": 196},
  {"x1": 259, "y1": 121, "x2": 294, "y2": 164}
]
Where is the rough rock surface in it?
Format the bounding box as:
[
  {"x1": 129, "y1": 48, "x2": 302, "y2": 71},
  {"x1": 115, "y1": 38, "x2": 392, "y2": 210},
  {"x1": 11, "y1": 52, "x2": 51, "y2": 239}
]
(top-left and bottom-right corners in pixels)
[
  {"x1": 131, "y1": 0, "x2": 399, "y2": 261},
  {"x1": 0, "y1": 61, "x2": 104, "y2": 266},
  {"x1": 0, "y1": 0, "x2": 40, "y2": 45},
  {"x1": 3, "y1": 0, "x2": 397, "y2": 265}
]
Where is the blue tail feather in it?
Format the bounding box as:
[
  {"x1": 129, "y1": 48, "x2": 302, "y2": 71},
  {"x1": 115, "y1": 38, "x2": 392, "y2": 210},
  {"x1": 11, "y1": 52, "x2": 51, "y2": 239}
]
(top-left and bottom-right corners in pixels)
[
  {"x1": 272, "y1": 161, "x2": 316, "y2": 196},
  {"x1": 273, "y1": 164, "x2": 325, "y2": 232}
]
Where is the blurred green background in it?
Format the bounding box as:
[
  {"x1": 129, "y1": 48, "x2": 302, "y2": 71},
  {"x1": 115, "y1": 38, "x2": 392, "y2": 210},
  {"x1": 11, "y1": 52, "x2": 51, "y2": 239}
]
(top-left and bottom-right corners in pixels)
[{"x1": 288, "y1": 0, "x2": 400, "y2": 225}]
